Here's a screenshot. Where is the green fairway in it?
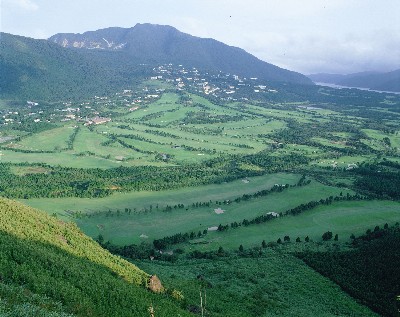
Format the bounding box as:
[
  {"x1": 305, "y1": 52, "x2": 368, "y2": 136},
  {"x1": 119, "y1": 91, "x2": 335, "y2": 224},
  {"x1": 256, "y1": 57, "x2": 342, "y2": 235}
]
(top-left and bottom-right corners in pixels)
[
  {"x1": 24, "y1": 176, "x2": 357, "y2": 246},
  {"x1": 22, "y1": 173, "x2": 301, "y2": 215},
  {"x1": 73, "y1": 126, "x2": 139, "y2": 159},
  {"x1": 10, "y1": 125, "x2": 76, "y2": 151},
  {"x1": 195, "y1": 200, "x2": 400, "y2": 250}
]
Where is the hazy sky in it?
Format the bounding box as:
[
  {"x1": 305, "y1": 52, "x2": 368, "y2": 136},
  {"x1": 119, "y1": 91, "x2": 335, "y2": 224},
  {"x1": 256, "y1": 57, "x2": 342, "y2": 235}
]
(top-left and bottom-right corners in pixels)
[{"x1": 1, "y1": 0, "x2": 399, "y2": 74}]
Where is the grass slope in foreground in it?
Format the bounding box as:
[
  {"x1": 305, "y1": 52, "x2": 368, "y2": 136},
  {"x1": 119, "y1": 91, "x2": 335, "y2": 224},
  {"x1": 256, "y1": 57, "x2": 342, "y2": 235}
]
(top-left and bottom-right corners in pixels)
[
  {"x1": 138, "y1": 250, "x2": 379, "y2": 317},
  {"x1": 0, "y1": 198, "x2": 191, "y2": 317}
]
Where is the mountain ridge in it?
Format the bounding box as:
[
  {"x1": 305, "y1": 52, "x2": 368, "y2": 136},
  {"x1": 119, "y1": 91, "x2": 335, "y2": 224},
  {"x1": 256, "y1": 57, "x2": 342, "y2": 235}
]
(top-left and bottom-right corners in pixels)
[
  {"x1": 308, "y1": 69, "x2": 400, "y2": 92},
  {"x1": 0, "y1": 32, "x2": 148, "y2": 101},
  {"x1": 49, "y1": 23, "x2": 313, "y2": 85}
]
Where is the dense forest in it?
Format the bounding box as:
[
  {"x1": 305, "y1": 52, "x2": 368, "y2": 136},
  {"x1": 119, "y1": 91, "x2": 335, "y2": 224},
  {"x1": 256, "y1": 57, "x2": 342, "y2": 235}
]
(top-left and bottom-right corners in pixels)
[{"x1": 297, "y1": 224, "x2": 400, "y2": 317}]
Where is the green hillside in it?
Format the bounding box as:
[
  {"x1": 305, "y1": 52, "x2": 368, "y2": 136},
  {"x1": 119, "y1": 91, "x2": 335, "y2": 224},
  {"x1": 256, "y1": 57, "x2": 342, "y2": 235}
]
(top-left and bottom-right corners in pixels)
[
  {"x1": 0, "y1": 33, "x2": 148, "y2": 101},
  {"x1": 0, "y1": 198, "x2": 191, "y2": 316}
]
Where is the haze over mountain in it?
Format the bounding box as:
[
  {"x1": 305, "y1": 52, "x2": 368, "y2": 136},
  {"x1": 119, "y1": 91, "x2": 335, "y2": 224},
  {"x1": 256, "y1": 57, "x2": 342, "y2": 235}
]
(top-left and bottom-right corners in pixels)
[
  {"x1": 49, "y1": 23, "x2": 312, "y2": 85},
  {"x1": 308, "y1": 69, "x2": 400, "y2": 93}
]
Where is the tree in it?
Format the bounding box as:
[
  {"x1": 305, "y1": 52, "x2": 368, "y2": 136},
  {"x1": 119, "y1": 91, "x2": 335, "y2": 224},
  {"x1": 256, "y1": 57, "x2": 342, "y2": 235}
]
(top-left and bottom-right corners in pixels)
[
  {"x1": 277, "y1": 238, "x2": 282, "y2": 244},
  {"x1": 384, "y1": 223, "x2": 389, "y2": 230},
  {"x1": 305, "y1": 236, "x2": 310, "y2": 242},
  {"x1": 322, "y1": 231, "x2": 333, "y2": 241},
  {"x1": 383, "y1": 136, "x2": 391, "y2": 147},
  {"x1": 334, "y1": 234, "x2": 338, "y2": 241},
  {"x1": 284, "y1": 235, "x2": 290, "y2": 242},
  {"x1": 96, "y1": 234, "x2": 104, "y2": 245},
  {"x1": 261, "y1": 240, "x2": 267, "y2": 248},
  {"x1": 239, "y1": 244, "x2": 244, "y2": 252},
  {"x1": 296, "y1": 237, "x2": 301, "y2": 243}
]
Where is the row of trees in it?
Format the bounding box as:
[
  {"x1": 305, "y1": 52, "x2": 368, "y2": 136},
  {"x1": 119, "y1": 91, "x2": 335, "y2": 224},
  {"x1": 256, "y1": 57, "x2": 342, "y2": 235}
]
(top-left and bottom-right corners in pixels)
[
  {"x1": 0, "y1": 151, "x2": 309, "y2": 198},
  {"x1": 150, "y1": 193, "x2": 364, "y2": 250}
]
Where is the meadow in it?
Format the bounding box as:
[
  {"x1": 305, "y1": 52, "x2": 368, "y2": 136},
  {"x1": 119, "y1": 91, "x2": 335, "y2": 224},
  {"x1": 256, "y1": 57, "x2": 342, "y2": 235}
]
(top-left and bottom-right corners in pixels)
[{"x1": 23, "y1": 173, "x2": 387, "y2": 247}]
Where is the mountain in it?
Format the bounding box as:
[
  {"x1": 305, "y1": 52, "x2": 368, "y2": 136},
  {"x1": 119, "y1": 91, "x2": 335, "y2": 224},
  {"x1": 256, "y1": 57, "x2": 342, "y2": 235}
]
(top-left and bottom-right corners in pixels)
[
  {"x1": 308, "y1": 70, "x2": 400, "y2": 92},
  {"x1": 0, "y1": 198, "x2": 190, "y2": 316},
  {"x1": 1, "y1": 24, "x2": 312, "y2": 102},
  {"x1": 49, "y1": 23, "x2": 313, "y2": 85},
  {"x1": 0, "y1": 32, "x2": 150, "y2": 101}
]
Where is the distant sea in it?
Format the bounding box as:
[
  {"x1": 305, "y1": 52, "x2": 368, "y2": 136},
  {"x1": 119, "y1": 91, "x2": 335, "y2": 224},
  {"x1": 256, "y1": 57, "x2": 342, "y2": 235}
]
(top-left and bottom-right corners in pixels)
[{"x1": 315, "y1": 82, "x2": 400, "y2": 95}]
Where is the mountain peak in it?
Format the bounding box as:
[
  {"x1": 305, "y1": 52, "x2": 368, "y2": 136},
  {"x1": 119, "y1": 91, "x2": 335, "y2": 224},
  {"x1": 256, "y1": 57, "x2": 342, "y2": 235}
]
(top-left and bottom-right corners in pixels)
[{"x1": 49, "y1": 24, "x2": 313, "y2": 85}]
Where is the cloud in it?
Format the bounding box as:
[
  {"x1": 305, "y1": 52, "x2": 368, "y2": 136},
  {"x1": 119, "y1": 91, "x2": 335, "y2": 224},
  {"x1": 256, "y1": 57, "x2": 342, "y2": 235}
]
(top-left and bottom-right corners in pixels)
[{"x1": 3, "y1": 0, "x2": 39, "y2": 11}]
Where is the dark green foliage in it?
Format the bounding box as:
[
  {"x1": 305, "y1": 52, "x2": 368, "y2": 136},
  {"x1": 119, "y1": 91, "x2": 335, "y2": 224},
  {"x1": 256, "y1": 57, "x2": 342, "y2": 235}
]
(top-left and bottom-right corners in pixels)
[
  {"x1": 0, "y1": 151, "x2": 307, "y2": 199},
  {"x1": 0, "y1": 33, "x2": 149, "y2": 101},
  {"x1": 322, "y1": 231, "x2": 333, "y2": 241},
  {"x1": 138, "y1": 251, "x2": 378, "y2": 317},
  {"x1": 298, "y1": 225, "x2": 400, "y2": 316},
  {"x1": 353, "y1": 164, "x2": 400, "y2": 199},
  {"x1": 0, "y1": 282, "x2": 74, "y2": 317}
]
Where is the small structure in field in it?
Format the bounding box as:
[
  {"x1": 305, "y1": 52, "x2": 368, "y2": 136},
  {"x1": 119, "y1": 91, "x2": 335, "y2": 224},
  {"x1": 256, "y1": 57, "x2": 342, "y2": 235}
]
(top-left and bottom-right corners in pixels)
[
  {"x1": 148, "y1": 275, "x2": 164, "y2": 293},
  {"x1": 85, "y1": 116, "x2": 111, "y2": 126},
  {"x1": 214, "y1": 208, "x2": 225, "y2": 214}
]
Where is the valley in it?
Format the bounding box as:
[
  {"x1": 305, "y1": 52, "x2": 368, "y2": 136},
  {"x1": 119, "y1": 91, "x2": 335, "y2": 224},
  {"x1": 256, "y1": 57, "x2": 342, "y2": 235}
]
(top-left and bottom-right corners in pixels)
[{"x1": 1, "y1": 58, "x2": 400, "y2": 316}]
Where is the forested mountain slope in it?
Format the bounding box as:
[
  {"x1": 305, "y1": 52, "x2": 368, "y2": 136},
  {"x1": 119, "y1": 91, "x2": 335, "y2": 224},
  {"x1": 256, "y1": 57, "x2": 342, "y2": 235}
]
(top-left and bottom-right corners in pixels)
[
  {"x1": 0, "y1": 33, "x2": 148, "y2": 101},
  {"x1": 49, "y1": 23, "x2": 313, "y2": 85}
]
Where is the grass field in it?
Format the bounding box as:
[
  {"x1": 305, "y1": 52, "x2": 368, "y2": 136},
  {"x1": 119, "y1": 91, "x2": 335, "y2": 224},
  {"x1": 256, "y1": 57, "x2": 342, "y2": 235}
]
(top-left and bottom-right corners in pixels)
[
  {"x1": 73, "y1": 126, "x2": 139, "y2": 159},
  {"x1": 0, "y1": 149, "x2": 127, "y2": 168},
  {"x1": 194, "y1": 200, "x2": 400, "y2": 250},
  {"x1": 22, "y1": 175, "x2": 362, "y2": 246},
  {"x1": 2, "y1": 91, "x2": 397, "y2": 168},
  {"x1": 8, "y1": 125, "x2": 76, "y2": 151},
  {"x1": 23, "y1": 173, "x2": 301, "y2": 215}
]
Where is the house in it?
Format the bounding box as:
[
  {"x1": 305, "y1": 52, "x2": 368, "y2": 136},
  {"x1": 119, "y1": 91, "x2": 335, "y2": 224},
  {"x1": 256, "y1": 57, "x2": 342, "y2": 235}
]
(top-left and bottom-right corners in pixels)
[{"x1": 85, "y1": 116, "x2": 111, "y2": 126}]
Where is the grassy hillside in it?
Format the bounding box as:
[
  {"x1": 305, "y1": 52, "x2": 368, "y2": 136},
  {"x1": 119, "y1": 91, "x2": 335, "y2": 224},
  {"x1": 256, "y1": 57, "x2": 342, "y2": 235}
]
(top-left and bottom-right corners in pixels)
[
  {"x1": 137, "y1": 250, "x2": 379, "y2": 317},
  {"x1": 0, "y1": 198, "x2": 191, "y2": 316}
]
